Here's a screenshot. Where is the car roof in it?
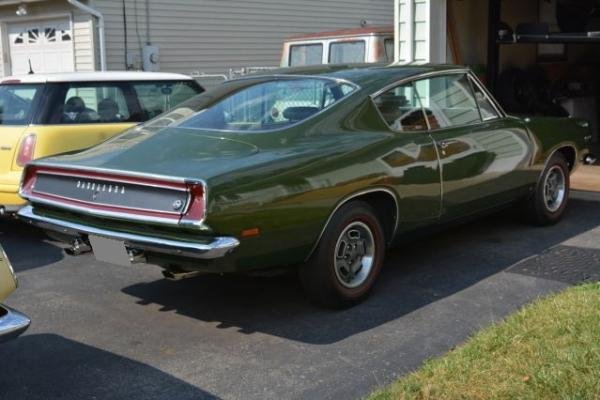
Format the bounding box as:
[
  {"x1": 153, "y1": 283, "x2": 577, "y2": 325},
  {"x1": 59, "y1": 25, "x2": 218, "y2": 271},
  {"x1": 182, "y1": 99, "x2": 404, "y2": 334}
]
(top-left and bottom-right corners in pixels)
[
  {"x1": 238, "y1": 63, "x2": 469, "y2": 91},
  {"x1": 1, "y1": 71, "x2": 195, "y2": 84},
  {"x1": 286, "y1": 26, "x2": 393, "y2": 41}
]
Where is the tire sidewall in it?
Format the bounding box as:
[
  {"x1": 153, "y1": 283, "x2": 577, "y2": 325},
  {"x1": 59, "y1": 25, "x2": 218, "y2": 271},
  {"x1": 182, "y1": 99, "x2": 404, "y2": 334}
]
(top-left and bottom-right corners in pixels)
[
  {"x1": 535, "y1": 154, "x2": 570, "y2": 223},
  {"x1": 317, "y1": 202, "x2": 385, "y2": 303}
]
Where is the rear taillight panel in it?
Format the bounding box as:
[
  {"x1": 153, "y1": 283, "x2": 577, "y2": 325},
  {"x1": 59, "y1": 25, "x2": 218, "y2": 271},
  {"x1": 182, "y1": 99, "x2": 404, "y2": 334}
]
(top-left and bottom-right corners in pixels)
[{"x1": 20, "y1": 166, "x2": 206, "y2": 226}]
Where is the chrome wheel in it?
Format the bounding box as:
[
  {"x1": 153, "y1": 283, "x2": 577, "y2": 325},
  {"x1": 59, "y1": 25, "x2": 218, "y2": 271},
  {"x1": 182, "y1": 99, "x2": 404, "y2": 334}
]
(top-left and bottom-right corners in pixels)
[
  {"x1": 543, "y1": 165, "x2": 566, "y2": 213},
  {"x1": 333, "y1": 221, "x2": 375, "y2": 288}
]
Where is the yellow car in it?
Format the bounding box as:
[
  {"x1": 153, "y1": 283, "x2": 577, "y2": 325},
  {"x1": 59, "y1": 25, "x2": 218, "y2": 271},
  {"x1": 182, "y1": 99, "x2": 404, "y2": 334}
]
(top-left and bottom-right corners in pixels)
[
  {"x1": 0, "y1": 71, "x2": 203, "y2": 214},
  {"x1": 0, "y1": 244, "x2": 29, "y2": 342}
]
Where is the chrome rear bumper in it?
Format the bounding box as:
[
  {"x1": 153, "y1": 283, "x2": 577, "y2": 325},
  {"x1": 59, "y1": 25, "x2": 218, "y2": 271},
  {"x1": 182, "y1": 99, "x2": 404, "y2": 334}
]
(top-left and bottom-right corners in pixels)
[
  {"x1": 17, "y1": 205, "x2": 239, "y2": 260},
  {"x1": 0, "y1": 304, "x2": 30, "y2": 342}
]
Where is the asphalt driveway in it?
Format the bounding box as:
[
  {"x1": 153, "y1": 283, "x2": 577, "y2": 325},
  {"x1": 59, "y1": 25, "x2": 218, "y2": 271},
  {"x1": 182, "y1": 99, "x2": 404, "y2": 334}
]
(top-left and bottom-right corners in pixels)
[{"x1": 1, "y1": 191, "x2": 599, "y2": 400}]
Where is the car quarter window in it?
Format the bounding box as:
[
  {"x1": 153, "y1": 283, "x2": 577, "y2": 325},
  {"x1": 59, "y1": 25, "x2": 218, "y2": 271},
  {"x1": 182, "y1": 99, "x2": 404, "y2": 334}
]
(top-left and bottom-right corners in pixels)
[
  {"x1": 372, "y1": 82, "x2": 429, "y2": 132},
  {"x1": 469, "y1": 77, "x2": 500, "y2": 121},
  {"x1": 132, "y1": 81, "x2": 201, "y2": 120},
  {"x1": 414, "y1": 73, "x2": 482, "y2": 129}
]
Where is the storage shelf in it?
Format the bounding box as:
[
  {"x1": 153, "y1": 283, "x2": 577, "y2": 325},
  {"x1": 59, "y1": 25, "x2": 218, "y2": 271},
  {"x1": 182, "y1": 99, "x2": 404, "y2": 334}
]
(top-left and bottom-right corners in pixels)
[{"x1": 498, "y1": 33, "x2": 600, "y2": 45}]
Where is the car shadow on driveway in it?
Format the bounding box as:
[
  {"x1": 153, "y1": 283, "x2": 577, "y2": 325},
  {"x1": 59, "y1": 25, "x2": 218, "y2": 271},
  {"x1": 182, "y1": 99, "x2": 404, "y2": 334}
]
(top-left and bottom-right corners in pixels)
[
  {"x1": 0, "y1": 334, "x2": 220, "y2": 400},
  {"x1": 0, "y1": 218, "x2": 64, "y2": 272},
  {"x1": 118, "y1": 197, "x2": 598, "y2": 345}
]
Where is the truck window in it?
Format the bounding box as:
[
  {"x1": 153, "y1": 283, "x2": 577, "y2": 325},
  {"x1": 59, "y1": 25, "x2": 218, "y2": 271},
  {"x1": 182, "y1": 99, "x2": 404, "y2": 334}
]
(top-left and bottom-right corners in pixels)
[
  {"x1": 289, "y1": 44, "x2": 323, "y2": 66},
  {"x1": 329, "y1": 41, "x2": 366, "y2": 64}
]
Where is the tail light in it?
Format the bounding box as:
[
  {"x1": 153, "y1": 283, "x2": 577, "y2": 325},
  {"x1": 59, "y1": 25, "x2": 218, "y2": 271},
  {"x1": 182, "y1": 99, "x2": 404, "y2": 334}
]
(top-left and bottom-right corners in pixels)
[
  {"x1": 16, "y1": 134, "x2": 36, "y2": 167},
  {"x1": 180, "y1": 182, "x2": 206, "y2": 225}
]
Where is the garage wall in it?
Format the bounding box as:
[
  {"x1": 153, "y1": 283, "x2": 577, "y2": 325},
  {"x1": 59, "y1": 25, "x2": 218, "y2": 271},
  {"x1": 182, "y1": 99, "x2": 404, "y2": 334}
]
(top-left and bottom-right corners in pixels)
[
  {"x1": 90, "y1": 0, "x2": 393, "y2": 74},
  {"x1": 0, "y1": 0, "x2": 95, "y2": 76}
]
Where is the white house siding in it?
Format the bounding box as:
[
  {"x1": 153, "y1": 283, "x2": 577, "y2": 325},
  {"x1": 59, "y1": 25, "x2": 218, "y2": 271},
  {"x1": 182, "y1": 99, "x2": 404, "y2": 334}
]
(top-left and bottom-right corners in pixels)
[
  {"x1": 91, "y1": 0, "x2": 393, "y2": 74},
  {"x1": 0, "y1": 0, "x2": 95, "y2": 77}
]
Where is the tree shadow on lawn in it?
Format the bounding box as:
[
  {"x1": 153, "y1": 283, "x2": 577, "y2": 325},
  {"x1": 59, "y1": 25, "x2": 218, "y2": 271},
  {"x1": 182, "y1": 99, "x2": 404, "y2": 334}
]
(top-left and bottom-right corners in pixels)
[
  {"x1": 120, "y1": 196, "x2": 599, "y2": 345},
  {"x1": 0, "y1": 334, "x2": 220, "y2": 400},
  {"x1": 0, "y1": 218, "x2": 64, "y2": 272}
]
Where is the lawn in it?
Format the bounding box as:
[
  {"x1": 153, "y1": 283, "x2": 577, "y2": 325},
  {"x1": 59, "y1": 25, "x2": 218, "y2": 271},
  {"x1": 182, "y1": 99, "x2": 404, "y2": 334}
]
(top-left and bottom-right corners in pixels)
[{"x1": 368, "y1": 283, "x2": 600, "y2": 400}]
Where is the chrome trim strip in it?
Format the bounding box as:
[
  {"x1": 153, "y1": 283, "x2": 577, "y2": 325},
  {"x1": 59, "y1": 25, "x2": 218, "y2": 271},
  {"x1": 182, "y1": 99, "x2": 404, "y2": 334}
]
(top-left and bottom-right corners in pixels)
[
  {"x1": 23, "y1": 195, "x2": 183, "y2": 226},
  {"x1": 304, "y1": 187, "x2": 400, "y2": 262},
  {"x1": 0, "y1": 305, "x2": 30, "y2": 343},
  {"x1": 369, "y1": 68, "x2": 471, "y2": 99},
  {"x1": 17, "y1": 205, "x2": 239, "y2": 259},
  {"x1": 24, "y1": 162, "x2": 191, "y2": 184},
  {"x1": 467, "y1": 72, "x2": 507, "y2": 119}
]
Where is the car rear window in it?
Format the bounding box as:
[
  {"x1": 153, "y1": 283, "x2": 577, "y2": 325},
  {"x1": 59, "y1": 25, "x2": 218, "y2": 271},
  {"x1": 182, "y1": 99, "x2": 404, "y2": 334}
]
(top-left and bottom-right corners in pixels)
[
  {"x1": 179, "y1": 78, "x2": 357, "y2": 132},
  {"x1": 0, "y1": 84, "x2": 42, "y2": 125}
]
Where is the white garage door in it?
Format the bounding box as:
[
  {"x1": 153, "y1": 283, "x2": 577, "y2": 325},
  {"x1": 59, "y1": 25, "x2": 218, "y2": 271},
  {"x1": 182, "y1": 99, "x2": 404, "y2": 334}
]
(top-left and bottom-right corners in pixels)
[{"x1": 8, "y1": 18, "x2": 74, "y2": 75}]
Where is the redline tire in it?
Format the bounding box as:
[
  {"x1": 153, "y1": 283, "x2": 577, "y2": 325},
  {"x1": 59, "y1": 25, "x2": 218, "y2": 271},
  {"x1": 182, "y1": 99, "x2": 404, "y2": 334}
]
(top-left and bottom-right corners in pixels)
[
  {"x1": 528, "y1": 153, "x2": 570, "y2": 226},
  {"x1": 299, "y1": 201, "x2": 386, "y2": 308}
]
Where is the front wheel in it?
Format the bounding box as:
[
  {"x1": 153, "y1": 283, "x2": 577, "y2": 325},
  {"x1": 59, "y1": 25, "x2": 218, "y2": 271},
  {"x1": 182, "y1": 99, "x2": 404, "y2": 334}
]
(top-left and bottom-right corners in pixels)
[
  {"x1": 299, "y1": 201, "x2": 386, "y2": 308},
  {"x1": 527, "y1": 153, "x2": 570, "y2": 225}
]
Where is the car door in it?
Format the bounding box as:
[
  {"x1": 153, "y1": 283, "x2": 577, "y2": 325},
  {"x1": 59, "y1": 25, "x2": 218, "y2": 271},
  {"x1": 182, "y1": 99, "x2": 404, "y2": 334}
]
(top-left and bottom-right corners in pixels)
[
  {"x1": 371, "y1": 80, "x2": 442, "y2": 229},
  {"x1": 413, "y1": 72, "x2": 533, "y2": 220}
]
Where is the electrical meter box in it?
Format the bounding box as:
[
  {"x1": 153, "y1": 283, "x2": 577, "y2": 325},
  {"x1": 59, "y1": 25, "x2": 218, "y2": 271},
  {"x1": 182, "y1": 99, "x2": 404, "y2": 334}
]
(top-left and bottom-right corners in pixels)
[{"x1": 142, "y1": 45, "x2": 160, "y2": 72}]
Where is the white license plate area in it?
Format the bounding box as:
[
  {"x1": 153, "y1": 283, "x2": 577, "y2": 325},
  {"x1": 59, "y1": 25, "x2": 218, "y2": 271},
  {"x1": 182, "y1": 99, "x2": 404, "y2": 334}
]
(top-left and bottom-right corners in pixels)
[{"x1": 88, "y1": 235, "x2": 130, "y2": 267}]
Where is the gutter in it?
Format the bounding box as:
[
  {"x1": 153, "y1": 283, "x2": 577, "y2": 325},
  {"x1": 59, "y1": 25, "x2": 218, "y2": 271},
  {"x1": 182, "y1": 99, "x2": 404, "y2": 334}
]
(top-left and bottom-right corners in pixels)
[{"x1": 67, "y1": 0, "x2": 107, "y2": 71}]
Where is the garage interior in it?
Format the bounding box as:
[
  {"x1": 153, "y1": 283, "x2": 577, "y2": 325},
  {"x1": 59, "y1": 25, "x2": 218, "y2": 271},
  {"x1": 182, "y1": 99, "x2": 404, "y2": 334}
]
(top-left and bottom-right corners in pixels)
[{"x1": 451, "y1": 0, "x2": 600, "y2": 160}]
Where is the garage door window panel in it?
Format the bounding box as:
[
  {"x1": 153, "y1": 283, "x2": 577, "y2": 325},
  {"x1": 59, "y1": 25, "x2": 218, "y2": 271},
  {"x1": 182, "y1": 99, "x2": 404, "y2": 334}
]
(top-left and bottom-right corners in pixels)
[
  {"x1": 414, "y1": 74, "x2": 482, "y2": 129},
  {"x1": 373, "y1": 82, "x2": 429, "y2": 132}
]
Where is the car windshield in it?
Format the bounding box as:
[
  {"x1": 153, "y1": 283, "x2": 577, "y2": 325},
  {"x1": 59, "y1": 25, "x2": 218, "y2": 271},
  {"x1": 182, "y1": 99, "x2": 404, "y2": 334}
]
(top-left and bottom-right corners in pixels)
[
  {"x1": 0, "y1": 84, "x2": 42, "y2": 125},
  {"x1": 179, "y1": 78, "x2": 357, "y2": 132}
]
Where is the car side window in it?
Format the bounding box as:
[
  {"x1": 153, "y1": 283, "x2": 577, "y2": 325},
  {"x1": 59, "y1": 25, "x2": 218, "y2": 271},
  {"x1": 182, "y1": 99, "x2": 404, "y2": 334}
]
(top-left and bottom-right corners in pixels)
[
  {"x1": 469, "y1": 78, "x2": 500, "y2": 121},
  {"x1": 373, "y1": 82, "x2": 428, "y2": 132},
  {"x1": 414, "y1": 74, "x2": 482, "y2": 129},
  {"x1": 59, "y1": 85, "x2": 131, "y2": 124}
]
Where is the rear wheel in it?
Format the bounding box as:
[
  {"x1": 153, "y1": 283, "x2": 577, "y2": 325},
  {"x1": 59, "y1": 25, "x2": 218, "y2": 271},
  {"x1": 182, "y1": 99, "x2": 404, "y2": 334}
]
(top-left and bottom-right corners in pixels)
[
  {"x1": 527, "y1": 153, "x2": 570, "y2": 225},
  {"x1": 299, "y1": 201, "x2": 385, "y2": 308}
]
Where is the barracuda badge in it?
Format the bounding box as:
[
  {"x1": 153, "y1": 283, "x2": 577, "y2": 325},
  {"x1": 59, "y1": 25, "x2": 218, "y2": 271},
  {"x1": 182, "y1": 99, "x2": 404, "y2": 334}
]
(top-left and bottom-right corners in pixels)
[{"x1": 77, "y1": 180, "x2": 126, "y2": 197}]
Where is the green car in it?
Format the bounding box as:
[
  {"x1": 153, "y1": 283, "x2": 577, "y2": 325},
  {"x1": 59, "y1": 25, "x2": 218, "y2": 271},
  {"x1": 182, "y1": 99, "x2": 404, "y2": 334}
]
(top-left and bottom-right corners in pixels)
[{"x1": 18, "y1": 65, "x2": 594, "y2": 308}]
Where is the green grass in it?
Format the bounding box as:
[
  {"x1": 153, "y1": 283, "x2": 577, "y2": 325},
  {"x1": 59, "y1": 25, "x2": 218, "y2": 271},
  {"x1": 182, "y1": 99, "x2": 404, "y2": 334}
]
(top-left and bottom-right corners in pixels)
[{"x1": 368, "y1": 283, "x2": 600, "y2": 400}]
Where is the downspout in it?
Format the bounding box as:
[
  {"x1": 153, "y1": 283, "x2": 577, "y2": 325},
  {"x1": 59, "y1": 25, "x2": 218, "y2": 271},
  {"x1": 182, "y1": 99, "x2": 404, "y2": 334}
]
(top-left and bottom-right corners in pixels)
[{"x1": 67, "y1": 0, "x2": 107, "y2": 71}]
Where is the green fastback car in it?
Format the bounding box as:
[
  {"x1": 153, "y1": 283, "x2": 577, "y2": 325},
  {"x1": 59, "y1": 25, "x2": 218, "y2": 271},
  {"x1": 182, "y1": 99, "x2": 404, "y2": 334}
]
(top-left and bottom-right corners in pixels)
[{"x1": 18, "y1": 64, "x2": 593, "y2": 307}]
